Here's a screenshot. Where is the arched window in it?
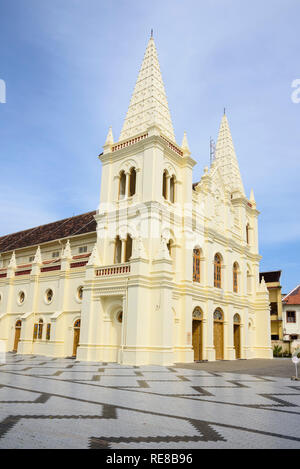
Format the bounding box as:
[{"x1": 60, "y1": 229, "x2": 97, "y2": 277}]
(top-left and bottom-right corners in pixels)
[
  {"x1": 38, "y1": 319, "x2": 43, "y2": 340},
  {"x1": 125, "y1": 235, "x2": 132, "y2": 262},
  {"x1": 74, "y1": 319, "x2": 81, "y2": 328},
  {"x1": 234, "y1": 313, "x2": 241, "y2": 324},
  {"x1": 193, "y1": 307, "x2": 203, "y2": 320},
  {"x1": 162, "y1": 171, "x2": 168, "y2": 200},
  {"x1": 129, "y1": 167, "x2": 136, "y2": 197},
  {"x1": 233, "y1": 262, "x2": 239, "y2": 293},
  {"x1": 193, "y1": 249, "x2": 201, "y2": 283},
  {"x1": 114, "y1": 236, "x2": 122, "y2": 264},
  {"x1": 246, "y1": 223, "x2": 250, "y2": 244},
  {"x1": 119, "y1": 171, "x2": 126, "y2": 200},
  {"x1": 214, "y1": 254, "x2": 222, "y2": 288},
  {"x1": 214, "y1": 308, "x2": 224, "y2": 321},
  {"x1": 170, "y1": 175, "x2": 175, "y2": 203}
]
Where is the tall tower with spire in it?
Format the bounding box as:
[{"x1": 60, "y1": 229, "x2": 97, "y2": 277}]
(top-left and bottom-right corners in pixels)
[
  {"x1": 87, "y1": 34, "x2": 271, "y2": 365},
  {"x1": 94, "y1": 34, "x2": 197, "y2": 365}
]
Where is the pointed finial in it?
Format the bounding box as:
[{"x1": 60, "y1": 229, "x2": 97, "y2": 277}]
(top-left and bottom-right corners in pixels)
[
  {"x1": 260, "y1": 276, "x2": 268, "y2": 293},
  {"x1": 62, "y1": 240, "x2": 72, "y2": 259},
  {"x1": 8, "y1": 251, "x2": 16, "y2": 268},
  {"x1": 104, "y1": 126, "x2": 114, "y2": 146},
  {"x1": 33, "y1": 246, "x2": 42, "y2": 264},
  {"x1": 151, "y1": 28, "x2": 153, "y2": 38},
  {"x1": 87, "y1": 242, "x2": 100, "y2": 266},
  {"x1": 224, "y1": 107, "x2": 226, "y2": 115},
  {"x1": 181, "y1": 131, "x2": 190, "y2": 152},
  {"x1": 249, "y1": 188, "x2": 256, "y2": 208}
]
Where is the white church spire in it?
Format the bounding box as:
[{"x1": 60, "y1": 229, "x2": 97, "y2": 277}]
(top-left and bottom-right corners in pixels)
[
  {"x1": 215, "y1": 112, "x2": 245, "y2": 196},
  {"x1": 119, "y1": 35, "x2": 176, "y2": 143}
]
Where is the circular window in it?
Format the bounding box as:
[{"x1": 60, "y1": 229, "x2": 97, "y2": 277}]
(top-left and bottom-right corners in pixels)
[
  {"x1": 77, "y1": 286, "x2": 83, "y2": 301},
  {"x1": 45, "y1": 289, "x2": 53, "y2": 304},
  {"x1": 117, "y1": 311, "x2": 123, "y2": 323},
  {"x1": 18, "y1": 291, "x2": 25, "y2": 305}
]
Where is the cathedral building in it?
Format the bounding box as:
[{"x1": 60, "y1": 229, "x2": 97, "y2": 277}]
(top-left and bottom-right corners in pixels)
[{"x1": 0, "y1": 36, "x2": 272, "y2": 365}]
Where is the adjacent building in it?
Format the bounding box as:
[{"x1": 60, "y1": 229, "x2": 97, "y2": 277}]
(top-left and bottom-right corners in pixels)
[
  {"x1": 282, "y1": 285, "x2": 300, "y2": 352},
  {"x1": 259, "y1": 271, "x2": 283, "y2": 344},
  {"x1": 0, "y1": 36, "x2": 272, "y2": 365}
]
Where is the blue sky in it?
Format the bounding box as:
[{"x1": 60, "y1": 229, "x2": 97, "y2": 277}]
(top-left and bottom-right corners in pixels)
[{"x1": 0, "y1": 0, "x2": 299, "y2": 293}]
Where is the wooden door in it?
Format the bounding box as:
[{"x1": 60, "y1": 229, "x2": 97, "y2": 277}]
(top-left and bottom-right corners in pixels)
[
  {"x1": 72, "y1": 321, "x2": 81, "y2": 357},
  {"x1": 234, "y1": 324, "x2": 241, "y2": 359},
  {"x1": 13, "y1": 322, "x2": 21, "y2": 352},
  {"x1": 192, "y1": 320, "x2": 202, "y2": 361},
  {"x1": 214, "y1": 322, "x2": 224, "y2": 360}
]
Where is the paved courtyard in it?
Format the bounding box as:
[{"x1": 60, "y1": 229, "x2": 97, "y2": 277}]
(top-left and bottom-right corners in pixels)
[{"x1": 0, "y1": 354, "x2": 299, "y2": 449}]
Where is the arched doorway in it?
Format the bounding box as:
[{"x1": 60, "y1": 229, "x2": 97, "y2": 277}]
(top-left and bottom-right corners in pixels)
[
  {"x1": 233, "y1": 314, "x2": 241, "y2": 359},
  {"x1": 13, "y1": 320, "x2": 22, "y2": 352},
  {"x1": 72, "y1": 319, "x2": 81, "y2": 357},
  {"x1": 213, "y1": 308, "x2": 224, "y2": 360},
  {"x1": 192, "y1": 307, "x2": 203, "y2": 361}
]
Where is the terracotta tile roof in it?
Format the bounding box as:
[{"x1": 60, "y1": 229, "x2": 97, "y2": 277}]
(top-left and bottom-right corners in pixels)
[
  {"x1": 0, "y1": 211, "x2": 97, "y2": 254},
  {"x1": 259, "y1": 271, "x2": 281, "y2": 283},
  {"x1": 283, "y1": 285, "x2": 300, "y2": 305}
]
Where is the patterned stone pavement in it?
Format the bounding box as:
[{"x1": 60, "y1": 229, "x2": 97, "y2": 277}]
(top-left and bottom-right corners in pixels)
[{"x1": 0, "y1": 354, "x2": 300, "y2": 449}]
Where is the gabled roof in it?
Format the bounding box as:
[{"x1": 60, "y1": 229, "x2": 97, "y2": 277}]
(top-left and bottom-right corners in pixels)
[
  {"x1": 259, "y1": 271, "x2": 281, "y2": 283},
  {"x1": 0, "y1": 211, "x2": 97, "y2": 254},
  {"x1": 283, "y1": 285, "x2": 300, "y2": 305}
]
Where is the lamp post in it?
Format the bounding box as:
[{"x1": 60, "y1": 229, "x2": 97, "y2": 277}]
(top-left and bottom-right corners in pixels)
[{"x1": 292, "y1": 348, "x2": 300, "y2": 380}]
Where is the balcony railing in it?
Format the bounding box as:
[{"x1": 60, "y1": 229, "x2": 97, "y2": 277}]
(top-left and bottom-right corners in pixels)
[{"x1": 95, "y1": 263, "x2": 131, "y2": 277}]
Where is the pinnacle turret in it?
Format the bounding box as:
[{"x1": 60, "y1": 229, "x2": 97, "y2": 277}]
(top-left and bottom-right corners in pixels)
[
  {"x1": 119, "y1": 36, "x2": 175, "y2": 143},
  {"x1": 105, "y1": 126, "x2": 114, "y2": 146},
  {"x1": 181, "y1": 131, "x2": 190, "y2": 153}
]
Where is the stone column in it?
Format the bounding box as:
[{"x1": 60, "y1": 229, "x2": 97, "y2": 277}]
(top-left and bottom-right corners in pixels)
[
  {"x1": 166, "y1": 174, "x2": 170, "y2": 201},
  {"x1": 125, "y1": 171, "x2": 130, "y2": 199},
  {"x1": 121, "y1": 238, "x2": 127, "y2": 263}
]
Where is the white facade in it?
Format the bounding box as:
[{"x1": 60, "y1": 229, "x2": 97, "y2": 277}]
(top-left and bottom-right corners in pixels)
[
  {"x1": 282, "y1": 285, "x2": 300, "y2": 352},
  {"x1": 0, "y1": 36, "x2": 272, "y2": 365}
]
